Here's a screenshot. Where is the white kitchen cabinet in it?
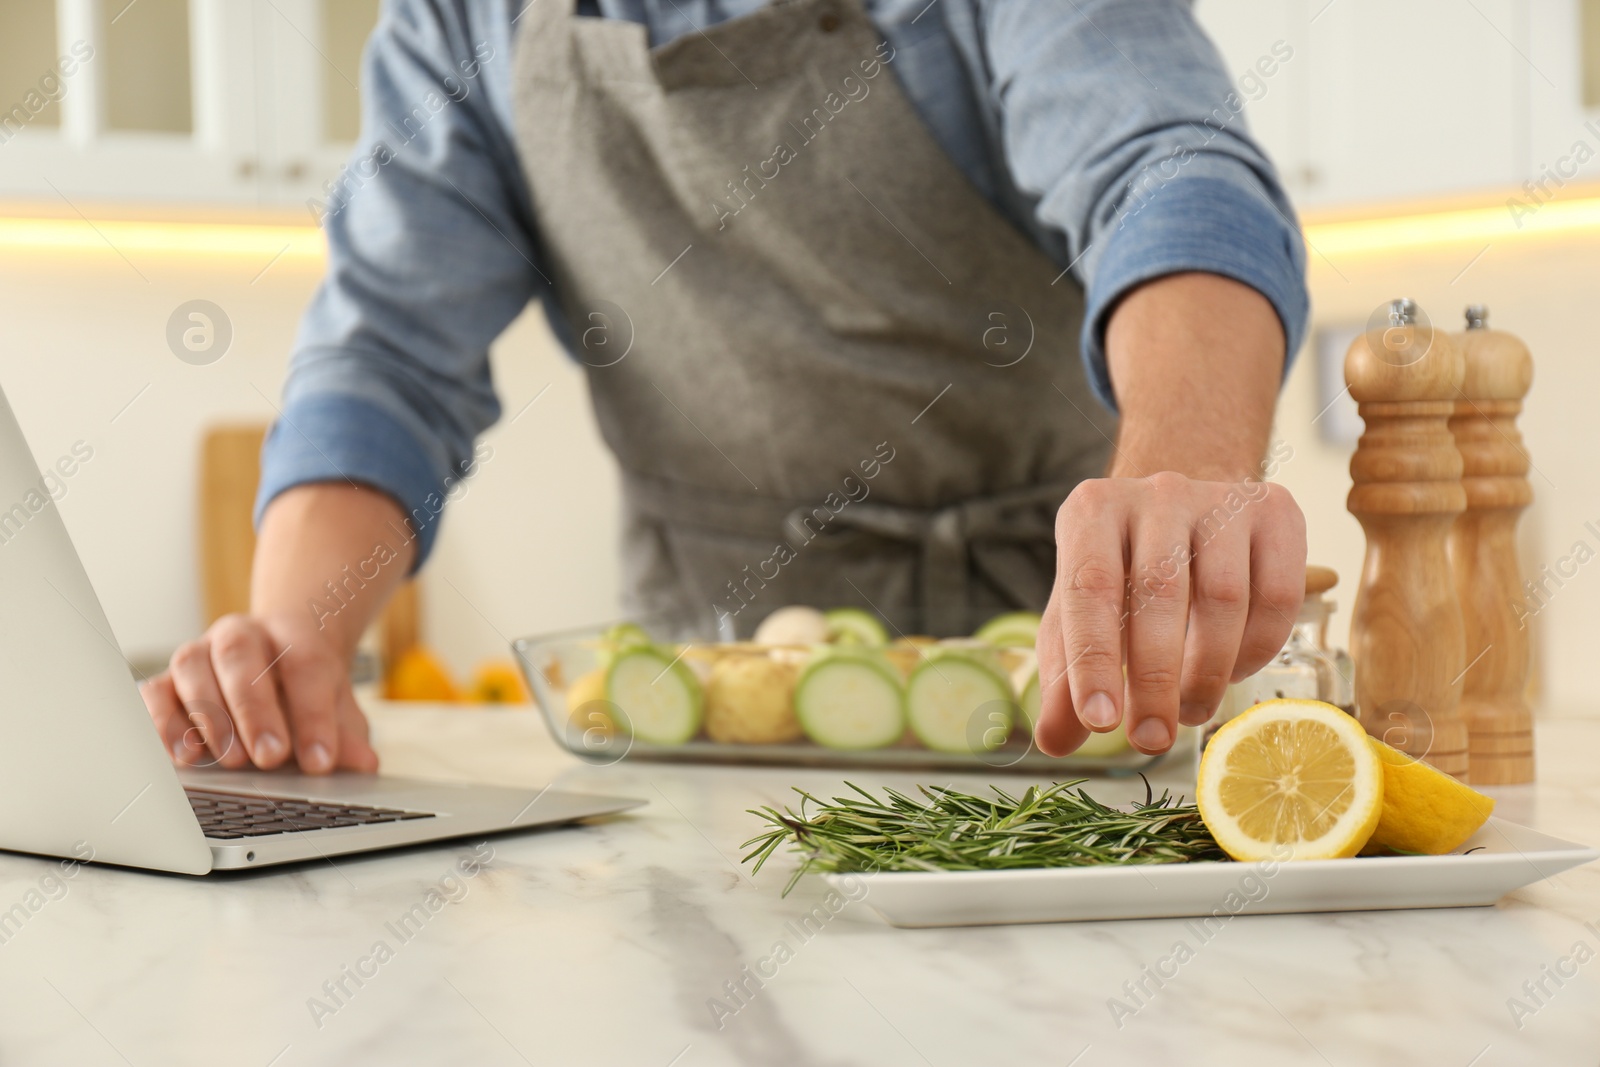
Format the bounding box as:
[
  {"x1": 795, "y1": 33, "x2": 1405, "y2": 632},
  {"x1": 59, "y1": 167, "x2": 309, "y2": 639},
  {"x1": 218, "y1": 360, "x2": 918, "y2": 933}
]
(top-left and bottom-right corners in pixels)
[
  {"x1": 251, "y1": 0, "x2": 381, "y2": 210},
  {"x1": 1523, "y1": 0, "x2": 1600, "y2": 190},
  {"x1": 1303, "y1": 0, "x2": 1525, "y2": 206},
  {"x1": 0, "y1": 0, "x2": 377, "y2": 210},
  {"x1": 1, "y1": 0, "x2": 1592, "y2": 212},
  {"x1": 1190, "y1": 0, "x2": 1313, "y2": 195},
  {"x1": 1195, "y1": 0, "x2": 1540, "y2": 208}
]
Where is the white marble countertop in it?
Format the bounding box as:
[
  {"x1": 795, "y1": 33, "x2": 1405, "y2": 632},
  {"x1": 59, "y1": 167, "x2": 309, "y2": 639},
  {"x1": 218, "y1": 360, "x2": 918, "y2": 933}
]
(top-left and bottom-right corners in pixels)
[{"x1": 2, "y1": 702, "x2": 1597, "y2": 1067}]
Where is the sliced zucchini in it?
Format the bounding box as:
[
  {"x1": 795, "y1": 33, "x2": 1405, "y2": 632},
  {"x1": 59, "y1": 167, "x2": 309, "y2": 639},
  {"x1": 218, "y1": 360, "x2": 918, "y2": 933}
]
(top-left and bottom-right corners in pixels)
[
  {"x1": 973, "y1": 611, "x2": 1042, "y2": 648},
  {"x1": 603, "y1": 622, "x2": 652, "y2": 649},
  {"x1": 605, "y1": 646, "x2": 703, "y2": 745},
  {"x1": 794, "y1": 650, "x2": 904, "y2": 750},
  {"x1": 1018, "y1": 670, "x2": 1041, "y2": 731},
  {"x1": 1076, "y1": 722, "x2": 1132, "y2": 758},
  {"x1": 906, "y1": 653, "x2": 1015, "y2": 754},
  {"x1": 931, "y1": 639, "x2": 1006, "y2": 677},
  {"x1": 1011, "y1": 667, "x2": 1130, "y2": 756},
  {"x1": 824, "y1": 608, "x2": 889, "y2": 647},
  {"x1": 596, "y1": 621, "x2": 654, "y2": 668}
]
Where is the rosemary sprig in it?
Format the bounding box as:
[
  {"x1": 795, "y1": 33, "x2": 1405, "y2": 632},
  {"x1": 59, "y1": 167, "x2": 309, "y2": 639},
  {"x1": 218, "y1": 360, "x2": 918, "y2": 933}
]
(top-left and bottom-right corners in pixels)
[{"x1": 741, "y1": 778, "x2": 1227, "y2": 895}]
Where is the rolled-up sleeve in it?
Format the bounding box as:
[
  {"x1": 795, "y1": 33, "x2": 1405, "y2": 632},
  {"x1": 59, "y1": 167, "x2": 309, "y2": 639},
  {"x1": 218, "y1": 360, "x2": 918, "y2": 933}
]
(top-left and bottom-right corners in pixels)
[
  {"x1": 255, "y1": 0, "x2": 542, "y2": 567},
  {"x1": 978, "y1": 0, "x2": 1309, "y2": 410}
]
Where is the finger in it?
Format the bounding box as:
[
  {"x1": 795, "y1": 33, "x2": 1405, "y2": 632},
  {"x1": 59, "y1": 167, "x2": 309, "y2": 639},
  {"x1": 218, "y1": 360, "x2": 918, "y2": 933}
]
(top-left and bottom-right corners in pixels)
[
  {"x1": 1123, "y1": 489, "x2": 1190, "y2": 754},
  {"x1": 141, "y1": 673, "x2": 199, "y2": 765},
  {"x1": 333, "y1": 685, "x2": 379, "y2": 772},
  {"x1": 1233, "y1": 485, "x2": 1308, "y2": 681},
  {"x1": 273, "y1": 648, "x2": 343, "y2": 774},
  {"x1": 1178, "y1": 515, "x2": 1251, "y2": 727},
  {"x1": 1033, "y1": 601, "x2": 1089, "y2": 757},
  {"x1": 208, "y1": 615, "x2": 293, "y2": 769},
  {"x1": 168, "y1": 638, "x2": 242, "y2": 767},
  {"x1": 1054, "y1": 481, "x2": 1129, "y2": 738}
]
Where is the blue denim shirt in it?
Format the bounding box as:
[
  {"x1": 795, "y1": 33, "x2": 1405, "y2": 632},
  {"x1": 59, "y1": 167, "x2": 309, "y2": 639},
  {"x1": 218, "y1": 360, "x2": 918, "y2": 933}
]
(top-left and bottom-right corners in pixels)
[{"x1": 259, "y1": 0, "x2": 1309, "y2": 565}]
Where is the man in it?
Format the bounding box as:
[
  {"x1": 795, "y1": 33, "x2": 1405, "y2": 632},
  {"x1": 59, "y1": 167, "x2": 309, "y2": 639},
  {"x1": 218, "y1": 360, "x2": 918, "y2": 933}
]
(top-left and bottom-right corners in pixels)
[{"x1": 141, "y1": 0, "x2": 1309, "y2": 772}]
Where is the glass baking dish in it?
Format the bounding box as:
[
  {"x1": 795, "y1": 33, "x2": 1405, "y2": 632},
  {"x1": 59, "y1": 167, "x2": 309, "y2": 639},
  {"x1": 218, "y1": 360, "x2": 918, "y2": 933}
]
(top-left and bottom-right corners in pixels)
[{"x1": 512, "y1": 617, "x2": 1173, "y2": 775}]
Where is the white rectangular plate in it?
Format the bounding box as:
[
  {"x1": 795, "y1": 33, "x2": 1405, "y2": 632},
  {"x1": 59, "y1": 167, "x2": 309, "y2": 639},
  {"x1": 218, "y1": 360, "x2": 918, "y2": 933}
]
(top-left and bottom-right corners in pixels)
[{"x1": 826, "y1": 818, "x2": 1597, "y2": 928}]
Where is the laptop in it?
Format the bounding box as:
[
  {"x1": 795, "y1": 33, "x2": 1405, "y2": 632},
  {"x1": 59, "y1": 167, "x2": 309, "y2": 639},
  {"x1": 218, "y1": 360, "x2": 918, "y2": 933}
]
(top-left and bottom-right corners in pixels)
[{"x1": 0, "y1": 386, "x2": 642, "y2": 874}]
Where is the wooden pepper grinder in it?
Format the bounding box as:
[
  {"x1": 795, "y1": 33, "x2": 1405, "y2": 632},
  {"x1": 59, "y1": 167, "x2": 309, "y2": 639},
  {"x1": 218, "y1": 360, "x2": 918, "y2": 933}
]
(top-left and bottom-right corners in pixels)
[
  {"x1": 1449, "y1": 305, "x2": 1535, "y2": 783},
  {"x1": 1345, "y1": 299, "x2": 1470, "y2": 779}
]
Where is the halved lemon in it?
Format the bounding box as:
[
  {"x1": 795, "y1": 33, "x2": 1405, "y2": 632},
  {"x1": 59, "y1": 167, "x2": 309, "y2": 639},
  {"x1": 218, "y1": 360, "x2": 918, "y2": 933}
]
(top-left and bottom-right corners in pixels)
[
  {"x1": 1363, "y1": 737, "x2": 1495, "y2": 855},
  {"x1": 1197, "y1": 699, "x2": 1384, "y2": 861}
]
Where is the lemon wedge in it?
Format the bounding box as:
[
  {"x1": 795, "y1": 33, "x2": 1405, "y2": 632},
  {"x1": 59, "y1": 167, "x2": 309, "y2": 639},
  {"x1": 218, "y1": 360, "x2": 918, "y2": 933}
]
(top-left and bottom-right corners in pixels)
[
  {"x1": 1363, "y1": 737, "x2": 1495, "y2": 855},
  {"x1": 1197, "y1": 699, "x2": 1384, "y2": 861}
]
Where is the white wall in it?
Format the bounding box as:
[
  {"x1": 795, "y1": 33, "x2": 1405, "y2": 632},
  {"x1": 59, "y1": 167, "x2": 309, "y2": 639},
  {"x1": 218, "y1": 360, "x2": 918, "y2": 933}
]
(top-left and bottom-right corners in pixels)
[
  {"x1": 0, "y1": 240, "x2": 622, "y2": 684},
  {"x1": 2, "y1": 222, "x2": 1597, "y2": 713}
]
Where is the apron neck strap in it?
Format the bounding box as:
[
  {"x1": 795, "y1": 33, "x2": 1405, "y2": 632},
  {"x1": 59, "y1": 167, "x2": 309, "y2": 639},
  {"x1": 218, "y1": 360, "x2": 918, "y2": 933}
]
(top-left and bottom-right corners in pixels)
[{"x1": 517, "y1": 0, "x2": 578, "y2": 23}]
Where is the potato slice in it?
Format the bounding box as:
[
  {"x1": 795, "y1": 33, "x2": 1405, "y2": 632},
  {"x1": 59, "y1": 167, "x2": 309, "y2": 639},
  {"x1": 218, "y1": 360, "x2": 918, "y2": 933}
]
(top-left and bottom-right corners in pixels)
[{"x1": 704, "y1": 654, "x2": 802, "y2": 744}]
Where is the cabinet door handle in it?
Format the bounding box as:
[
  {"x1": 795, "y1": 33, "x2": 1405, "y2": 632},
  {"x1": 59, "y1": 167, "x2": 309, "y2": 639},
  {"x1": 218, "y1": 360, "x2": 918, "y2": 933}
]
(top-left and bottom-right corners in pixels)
[
  {"x1": 283, "y1": 160, "x2": 308, "y2": 181},
  {"x1": 236, "y1": 157, "x2": 259, "y2": 179}
]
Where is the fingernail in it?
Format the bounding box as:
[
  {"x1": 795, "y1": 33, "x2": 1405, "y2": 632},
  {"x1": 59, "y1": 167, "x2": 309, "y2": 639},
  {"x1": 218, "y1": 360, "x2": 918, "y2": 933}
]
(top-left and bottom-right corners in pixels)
[
  {"x1": 1132, "y1": 719, "x2": 1172, "y2": 752},
  {"x1": 1082, "y1": 691, "x2": 1119, "y2": 729},
  {"x1": 305, "y1": 742, "x2": 331, "y2": 772},
  {"x1": 172, "y1": 740, "x2": 191, "y2": 763},
  {"x1": 254, "y1": 733, "x2": 284, "y2": 763},
  {"x1": 1179, "y1": 702, "x2": 1212, "y2": 727}
]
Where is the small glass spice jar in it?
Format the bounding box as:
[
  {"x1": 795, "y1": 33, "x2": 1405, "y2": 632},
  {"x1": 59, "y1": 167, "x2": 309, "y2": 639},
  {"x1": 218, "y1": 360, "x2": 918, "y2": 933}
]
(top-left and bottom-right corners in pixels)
[{"x1": 1198, "y1": 566, "x2": 1356, "y2": 767}]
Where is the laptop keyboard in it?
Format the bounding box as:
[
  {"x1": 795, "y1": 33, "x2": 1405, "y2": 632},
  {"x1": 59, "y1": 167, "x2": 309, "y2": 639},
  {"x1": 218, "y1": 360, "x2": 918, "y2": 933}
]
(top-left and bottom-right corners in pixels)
[{"x1": 185, "y1": 788, "x2": 436, "y2": 839}]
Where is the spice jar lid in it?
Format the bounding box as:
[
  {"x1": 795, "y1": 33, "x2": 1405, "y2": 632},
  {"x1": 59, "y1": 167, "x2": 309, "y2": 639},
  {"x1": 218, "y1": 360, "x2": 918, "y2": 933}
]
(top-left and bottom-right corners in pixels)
[{"x1": 1304, "y1": 565, "x2": 1338, "y2": 597}]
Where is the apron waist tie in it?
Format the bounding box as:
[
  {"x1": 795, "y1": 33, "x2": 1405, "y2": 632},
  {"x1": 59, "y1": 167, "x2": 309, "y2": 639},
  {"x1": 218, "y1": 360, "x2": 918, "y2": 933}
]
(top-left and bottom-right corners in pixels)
[{"x1": 622, "y1": 471, "x2": 1073, "y2": 635}]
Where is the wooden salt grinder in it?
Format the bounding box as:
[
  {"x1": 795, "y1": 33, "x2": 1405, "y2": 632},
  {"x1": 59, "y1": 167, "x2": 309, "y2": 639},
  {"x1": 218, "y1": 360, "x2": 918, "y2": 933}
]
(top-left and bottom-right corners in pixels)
[
  {"x1": 1345, "y1": 299, "x2": 1470, "y2": 779},
  {"x1": 1449, "y1": 305, "x2": 1535, "y2": 784}
]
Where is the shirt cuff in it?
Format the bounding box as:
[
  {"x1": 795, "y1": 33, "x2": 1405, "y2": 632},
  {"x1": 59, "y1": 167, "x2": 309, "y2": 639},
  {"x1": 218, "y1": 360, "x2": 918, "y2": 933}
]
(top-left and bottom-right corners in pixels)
[
  {"x1": 1080, "y1": 175, "x2": 1309, "y2": 411},
  {"x1": 254, "y1": 391, "x2": 453, "y2": 570}
]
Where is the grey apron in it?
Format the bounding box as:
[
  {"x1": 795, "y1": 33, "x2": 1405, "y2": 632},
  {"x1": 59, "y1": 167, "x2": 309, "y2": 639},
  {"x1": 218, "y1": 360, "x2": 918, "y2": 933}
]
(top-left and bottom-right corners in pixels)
[{"x1": 510, "y1": 0, "x2": 1116, "y2": 636}]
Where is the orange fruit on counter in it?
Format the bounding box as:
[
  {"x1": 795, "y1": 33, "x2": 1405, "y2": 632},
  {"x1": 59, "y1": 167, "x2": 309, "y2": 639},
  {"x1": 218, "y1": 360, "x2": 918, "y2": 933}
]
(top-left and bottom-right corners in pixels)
[
  {"x1": 469, "y1": 660, "x2": 532, "y2": 704},
  {"x1": 384, "y1": 647, "x2": 461, "y2": 702}
]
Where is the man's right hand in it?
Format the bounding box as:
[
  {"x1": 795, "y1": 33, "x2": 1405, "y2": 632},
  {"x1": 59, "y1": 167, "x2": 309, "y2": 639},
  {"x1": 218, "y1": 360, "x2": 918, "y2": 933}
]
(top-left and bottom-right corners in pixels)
[
  {"x1": 142, "y1": 482, "x2": 416, "y2": 773},
  {"x1": 140, "y1": 612, "x2": 378, "y2": 774}
]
